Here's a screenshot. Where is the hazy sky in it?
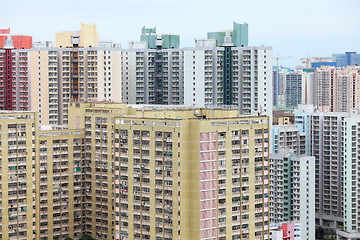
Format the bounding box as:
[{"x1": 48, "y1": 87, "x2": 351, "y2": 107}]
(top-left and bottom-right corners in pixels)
[{"x1": 2, "y1": 0, "x2": 359, "y2": 67}]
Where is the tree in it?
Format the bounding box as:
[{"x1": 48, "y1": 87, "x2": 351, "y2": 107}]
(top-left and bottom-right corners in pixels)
[
  {"x1": 315, "y1": 227, "x2": 325, "y2": 239},
  {"x1": 80, "y1": 234, "x2": 97, "y2": 240}
]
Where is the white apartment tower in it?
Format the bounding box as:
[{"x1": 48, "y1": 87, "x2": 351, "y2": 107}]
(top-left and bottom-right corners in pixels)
[
  {"x1": 122, "y1": 42, "x2": 183, "y2": 105},
  {"x1": 269, "y1": 149, "x2": 315, "y2": 240},
  {"x1": 295, "y1": 106, "x2": 360, "y2": 239},
  {"x1": 184, "y1": 41, "x2": 272, "y2": 118},
  {"x1": 29, "y1": 45, "x2": 122, "y2": 126},
  {"x1": 336, "y1": 110, "x2": 360, "y2": 239},
  {"x1": 122, "y1": 24, "x2": 273, "y2": 119}
]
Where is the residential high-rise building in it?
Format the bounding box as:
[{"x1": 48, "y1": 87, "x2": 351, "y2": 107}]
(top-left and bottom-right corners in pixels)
[
  {"x1": 0, "y1": 111, "x2": 38, "y2": 240},
  {"x1": 0, "y1": 37, "x2": 30, "y2": 111},
  {"x1": 29, "y1": 45, "x2": 122, "y2": 125},
  {"x1": 294, "y1": 105, "x2": 360, "y2": 239},
  {"x1": 336, "y1": 112, "x2": 360, "y2": 239},
  {"x1": 27, "y1": 23, "x2": 122, "y2": 126},
  {"x1": 122, "y1": 32, "x2": 183, "y2": 105},
  {"x1": 0, "y1": 102, "x2": 271, "y2": 240},
  {"x1": 67, "y1": 102, "x2": 271, "y2": 240},
  {"x1": 0, "y1": 111, "x2": 85, "y2": 240},
  {"x1": 35, "y1": 127, "x2": 85, "y2": 239},
  {"x1": 308, "y1": 111, "x2": 346, "y2": 229},
  {"x1": 111, "y1": 105, "x2": 270, "y2": 240},
  {"x1": 315, "y1": 66, "x2": 360, "y2": 112},
  {"x1": 285, "y1": 71, "x2": 303, "y2": 108},
  {"x1": 123, "y1": 23, "x2": 273, "y2": 119},
  {"x1": 183, "y1": 41, "x2": 272, "y2": 118},
  {"x1": 184, "y1": 22, "x2": 271, "y2": 117},
  {"x1": 271, "y1": 125, "x2": 306, "y2": 155},
  {"x1": 269, "y1": 149, "x2": 315, "y2": 240},
  {"x1": 273, "y1": 68, "x2": 315, "y2": 109},
  {"x1": 70, "y1": 102, "x2": 125, "y2": 240}
]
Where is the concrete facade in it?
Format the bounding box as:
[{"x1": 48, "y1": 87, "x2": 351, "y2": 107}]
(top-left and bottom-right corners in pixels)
[
  {"x1": 295, "y1": 106, "x2": 360, "y2": 239},
  {"x1": 28, "y1": 46, "x2": 122, "y2": 126},
  {"x1": 269, "y1": 150, "x2": 315, "y2": 240},
  {"x1": 315, "y1": 66, "x2": 360, "y2": 112}
]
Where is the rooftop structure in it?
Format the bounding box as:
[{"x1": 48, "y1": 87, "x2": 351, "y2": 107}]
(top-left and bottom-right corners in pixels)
[
  {"x1": 139, "y1": 26, "x2": 180, "y2": 49},
  {"x1": 0, "y1": 28, "x2": 32, "y2": 49},
  {"x1": 56, "y1": 23, "x2": 99, "y2": 48},
  {"x1": 207, "y1": 21, "x2": 248, "y2": 47}
]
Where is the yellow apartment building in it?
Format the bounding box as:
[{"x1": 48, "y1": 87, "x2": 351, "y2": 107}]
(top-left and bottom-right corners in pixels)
[
  {"x1": 0, "y1": 102, "x2": 270, "y2": 240},
  {"x1": 35, "y1": 128, "x2": 85, "y2": 240},
  {"x1": 0, "y1": 111, "x2": 38, "y2": 240},
  {"x1": 111, "y1": 105, "x2": 270, "y2": 240},
  {"x1": 68, "y1": 102, "x2": 270, "y2": 240}
]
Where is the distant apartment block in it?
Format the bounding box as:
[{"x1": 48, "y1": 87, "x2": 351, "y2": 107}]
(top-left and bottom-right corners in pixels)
[
  {"x1": 315, "y1": 66, "x2": 360, "y2": 112},
  {"x1": 123, "y1": 23, "x2": 273, "y2": 118},
  {"x1": 28, "y1": 23, "x2": 122, "y2": 125},
  {"x1": 184, "y1": 22, "x2": 271, "y2": 118},
  {"x1": 295, "y1": 105, "x2": 360, "y2": 239},
  {"x1": 122, "y1": 27, "x2": 183, "y2": 105},
  {"x1": 183, "y1": 43, "x2": 272, "y2": 117},
  {"x1": 0, "y1": 33, "x2": 31, "y2": 111},
  {"x1": 0, "y1": 24, "x2": 121, "y2": 125},
  {"x1": 29, "y1": 46, "x2": 122, "y2": 125},
  {"x1": 273, "y1": 68, "x2": 315, "y2": 109}
]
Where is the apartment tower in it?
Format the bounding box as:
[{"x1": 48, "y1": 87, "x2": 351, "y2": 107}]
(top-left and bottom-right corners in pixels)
[
  {"x1": 0, "y1": 111, "x2": 38, "y2": 240},
  {"x1": 111, "y1": 105, "x2": 270, "y2": 240},
  {"x1": 294, "y1": 105, "x2": 360, "y2": 239},
  {"x1": 29, "y1": 23, "x2": 122, "y2": 125},
  {"x1": 315, "y1": 66, "x2": 360, "y2": 112},
  {"x1": 269, "y1": 149, "x2": 315, "y2": 240},
  {"x1": 123, "y1": 23, "x2": 273, "y2": 119},
  {"x1": 122, "y1": 27, "x2": 183, "y2": 105},
  {"x1": 0, "y1": 34, "x2": 31, "y2": 111}
]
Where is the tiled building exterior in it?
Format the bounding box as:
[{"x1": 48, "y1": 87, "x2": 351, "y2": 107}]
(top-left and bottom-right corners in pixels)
[
  {"x1": 111, "y1": 105, "x2": 270, "y2": 240},
  {"x1": 0, "y1": 102, "x2": 272, "y2": 240}
]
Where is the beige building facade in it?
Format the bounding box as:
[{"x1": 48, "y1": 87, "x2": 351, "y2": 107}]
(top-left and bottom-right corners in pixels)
[
  {"x1": 0, "y1": 102, "x2": 271, "y2": 240},
  {"x1": 0, "y1": 111, "x2": 38, "y2": 240},
  {"x1": 28, "y1": 46, "x2": 122, "y2": 126}
]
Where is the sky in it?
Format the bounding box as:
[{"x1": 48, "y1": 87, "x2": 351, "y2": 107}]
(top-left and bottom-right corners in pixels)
[{"x1": 2, "y1": 0, "x2": 359, "y2": 67}]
